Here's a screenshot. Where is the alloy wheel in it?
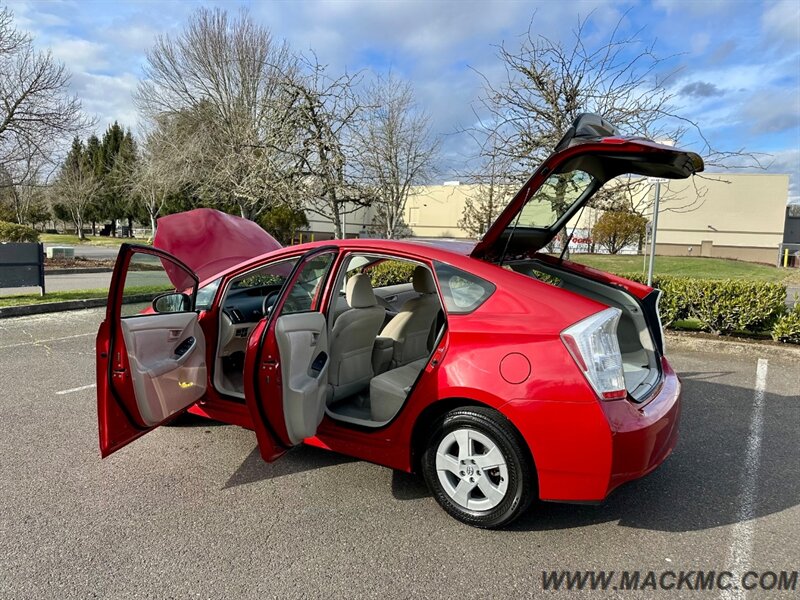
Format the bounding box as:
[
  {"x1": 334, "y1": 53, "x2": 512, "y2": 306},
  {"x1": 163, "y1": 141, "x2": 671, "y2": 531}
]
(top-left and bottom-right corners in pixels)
[{"x1": 435, "y1": 428, "x2": 509, "y2": 511}]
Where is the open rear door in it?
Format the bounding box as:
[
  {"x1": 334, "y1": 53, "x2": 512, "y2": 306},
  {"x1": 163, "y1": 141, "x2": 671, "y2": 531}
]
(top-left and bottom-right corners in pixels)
[
  {"x1": 97, "y1": 244, "x2": 207, "y2": 457},
  {"x1": 244, "y1": 247, "x2": 337, "y2": 462}
]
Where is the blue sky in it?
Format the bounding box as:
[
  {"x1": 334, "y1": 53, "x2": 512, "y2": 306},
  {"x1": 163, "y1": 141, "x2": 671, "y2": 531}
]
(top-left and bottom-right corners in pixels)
[{"x1": 7, "y1": 0, "x2": 800, "y2": 202}]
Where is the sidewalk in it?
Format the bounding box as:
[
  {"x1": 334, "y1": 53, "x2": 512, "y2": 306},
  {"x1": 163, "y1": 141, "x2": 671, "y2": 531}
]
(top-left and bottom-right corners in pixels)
[{"x1": 0, "y1": 271, "x2": 112, "y2": 297}]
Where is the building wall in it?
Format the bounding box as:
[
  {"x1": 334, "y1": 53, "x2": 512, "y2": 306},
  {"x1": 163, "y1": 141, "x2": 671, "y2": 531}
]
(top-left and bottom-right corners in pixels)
[
  {"x1": 404, "y1": 183, "x2": 477, "y2": 238},
  {"x1": 784, "y1": 209, "x2": 800, "y2": 244},
  {"x1": 652, "y1": 174, "x2": 788, "y2": 262},
  {"x1": 303, "y1": 204, "x2": 376, "y2": 240},
  {"x1": 401, "y1": 173, "x2": 790, "y2": 263}
]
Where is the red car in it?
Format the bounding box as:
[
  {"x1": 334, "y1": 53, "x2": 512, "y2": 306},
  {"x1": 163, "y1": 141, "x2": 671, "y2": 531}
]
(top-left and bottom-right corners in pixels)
[{"x1": 97, "y1": 114, "x2": 701, "y2": 528}]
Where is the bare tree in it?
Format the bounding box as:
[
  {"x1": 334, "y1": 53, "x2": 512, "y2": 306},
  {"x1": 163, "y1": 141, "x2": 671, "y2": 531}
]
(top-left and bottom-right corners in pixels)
[
  {"x1": 458, "y1": 133, "x2": 516, "y2": 237},
  {"x1": 127, "y1": 123, "x2": 190, "y2": 237},
  {"x1": 0, "y1": 150, "x2": 47, "y2": 224},
  {"x1": 136, "y1": 7, "x2": 302, "y2": 220},
  {"x1": 53, "y1": 149, "x2": 102, "y2": 240},
  {"x1": 287, "y1": 57, "x2": 371, "y2": 239},
  {"x1": 359, "y1": 75, "x2": 439, "y2": 239},
  {"x1": 471, "y1": 10, "x2": 761, "y2": 222},
  {"x1": 0, "y1": 7, "x2": 90, "y2": 185}
]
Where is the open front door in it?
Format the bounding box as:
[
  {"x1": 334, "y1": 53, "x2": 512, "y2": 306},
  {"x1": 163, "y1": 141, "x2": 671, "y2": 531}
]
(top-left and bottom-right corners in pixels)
[
  {"x1": 244, "y1": 247, "x2": 337, "y2": 462},
  {"x1": 97, "y1": 244, "x2": 207, "y2": 457}
]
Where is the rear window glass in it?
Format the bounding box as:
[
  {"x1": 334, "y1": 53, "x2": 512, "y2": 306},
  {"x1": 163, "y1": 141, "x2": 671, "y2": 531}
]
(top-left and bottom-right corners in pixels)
[{"x1": 433, "y1": 262, "x2": 495, "y2": 314}]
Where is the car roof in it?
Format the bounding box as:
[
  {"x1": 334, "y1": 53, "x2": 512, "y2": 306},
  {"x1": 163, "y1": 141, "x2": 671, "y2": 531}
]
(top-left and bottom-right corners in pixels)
[{"x1": 198, "y1": 237, "x2": 487, "y2": 288}]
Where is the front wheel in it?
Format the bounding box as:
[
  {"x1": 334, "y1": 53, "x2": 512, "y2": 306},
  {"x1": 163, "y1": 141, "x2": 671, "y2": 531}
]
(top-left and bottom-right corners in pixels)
[{"x1": 422, "y1": 406, "x2": 536, "y2": 529}]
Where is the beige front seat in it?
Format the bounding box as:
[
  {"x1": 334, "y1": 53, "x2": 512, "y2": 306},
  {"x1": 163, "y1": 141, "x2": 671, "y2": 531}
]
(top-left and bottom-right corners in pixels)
[
  {"x1": 380, "y1": 266, "x2": 441, "y2": 368},
  {"x1": 328, "y1": 274, "x2": 385, "y2": 401}
]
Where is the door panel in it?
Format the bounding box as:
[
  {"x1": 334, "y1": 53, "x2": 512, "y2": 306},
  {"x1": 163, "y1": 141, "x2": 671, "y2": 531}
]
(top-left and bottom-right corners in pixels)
[
  {"x1": 245, "y1": 247, "x2": 337, "y2": 458},
  {"x1": 274, "y1": 312, "x2": 329, "y2": 445},
  {"x1": 97, "y1": 244, "x2": 203, "y2": 457},
  {"x1": 120, "y1": 312, "x2": 207, "y2": 426}
]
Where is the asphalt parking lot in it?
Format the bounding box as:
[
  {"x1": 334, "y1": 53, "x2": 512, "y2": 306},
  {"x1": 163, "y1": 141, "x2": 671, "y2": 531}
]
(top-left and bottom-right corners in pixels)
[{"x1": 0, "y1": 308, "x2": 798, "y2": 599}]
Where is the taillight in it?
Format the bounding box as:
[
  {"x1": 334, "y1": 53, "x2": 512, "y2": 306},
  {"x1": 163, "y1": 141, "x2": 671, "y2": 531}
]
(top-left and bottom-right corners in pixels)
[{"x1": 561, "y1": 307, "x2": 627, "y2": 401}]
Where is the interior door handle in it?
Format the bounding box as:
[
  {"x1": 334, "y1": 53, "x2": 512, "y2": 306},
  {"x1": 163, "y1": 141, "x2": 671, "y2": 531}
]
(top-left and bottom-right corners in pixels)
[{"x1": 384, "y1": 295, "x2": 398, "y2": 303}]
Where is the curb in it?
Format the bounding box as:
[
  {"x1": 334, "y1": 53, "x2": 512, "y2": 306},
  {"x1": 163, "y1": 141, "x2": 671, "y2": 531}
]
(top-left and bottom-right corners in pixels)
[
  {"x1": 0, "y1": 297, "x2": 108, "y2": 318},
  {"x1": 665, "y1": 331, "x2": 800, "y2": 361},
  {"x1": 0, "y1": 293, "x2": 154, "y2": 319},
  {"x1": 45, "y1": 267, "x2": 113, "y2": 275}
]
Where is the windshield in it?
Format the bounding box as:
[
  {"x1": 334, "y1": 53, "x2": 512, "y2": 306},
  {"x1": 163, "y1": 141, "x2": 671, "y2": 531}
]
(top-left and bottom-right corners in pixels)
[{"x1": 515, "y1": 169, "x2": 595, "y2": 229}]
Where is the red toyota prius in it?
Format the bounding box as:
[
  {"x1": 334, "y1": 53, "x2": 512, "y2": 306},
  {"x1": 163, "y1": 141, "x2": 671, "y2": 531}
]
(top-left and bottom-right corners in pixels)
[{"x1": 97, "y1": 114, "x2": 700, "y2": 528}]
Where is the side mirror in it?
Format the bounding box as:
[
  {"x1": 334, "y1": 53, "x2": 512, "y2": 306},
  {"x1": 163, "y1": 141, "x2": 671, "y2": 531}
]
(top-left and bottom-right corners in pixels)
[{"x1": 152, "y1": 292, "x2": 192, "y2": 313}]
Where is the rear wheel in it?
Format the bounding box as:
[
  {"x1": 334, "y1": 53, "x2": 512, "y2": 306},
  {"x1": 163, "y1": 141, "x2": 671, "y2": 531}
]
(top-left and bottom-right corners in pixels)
[{"x1": 421, "y1": 406, "x2": 535, "y2": 528}]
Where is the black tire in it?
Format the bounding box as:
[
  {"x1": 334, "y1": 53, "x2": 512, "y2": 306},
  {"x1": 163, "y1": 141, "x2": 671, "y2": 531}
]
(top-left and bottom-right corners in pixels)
[{"x1": 421, "y1": 406, "x2": 536, "y2": 529}]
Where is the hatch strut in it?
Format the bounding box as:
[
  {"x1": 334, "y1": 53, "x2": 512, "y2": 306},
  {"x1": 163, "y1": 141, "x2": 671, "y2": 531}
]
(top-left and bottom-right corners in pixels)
[
  {"x1": 498, "y1": 186, "x2": 533, "y2": 267},
  {"x1": 558, "y1": 204, "x2": 587, "y2": 262}
]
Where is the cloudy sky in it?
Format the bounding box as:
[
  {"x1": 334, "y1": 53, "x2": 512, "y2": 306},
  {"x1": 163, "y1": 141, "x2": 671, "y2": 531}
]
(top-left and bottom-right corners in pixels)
[{"x1": 7, "y1": 0, "x2": 800, "y2": 202}]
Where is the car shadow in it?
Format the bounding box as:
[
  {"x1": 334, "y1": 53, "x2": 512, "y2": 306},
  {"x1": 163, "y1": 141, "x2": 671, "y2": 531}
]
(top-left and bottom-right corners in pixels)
[
  {"x1": 223, "y1": 445, "x2": 355, "y2": 489},
  {"x1": 220, "y1": 371, "x2": 798, "y2": 533},
  {"x1": 508, "y1": 372, "x2": 800, "y2": 532}
]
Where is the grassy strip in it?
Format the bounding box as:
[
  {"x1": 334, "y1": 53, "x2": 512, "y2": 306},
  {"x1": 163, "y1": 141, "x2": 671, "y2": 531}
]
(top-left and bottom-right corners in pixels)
[
  {"x1": 0, "y1": 285, "x2": 168, "y2": 308},
  {"x1": 0, "y1": 288, "x2": 109, "y2": 307},
  {"x1": 569, "y1": 254, "x2": 800, "y2": 283},
  {"x1": 39, "y1": 233, "x2": 151, "y2": 247}
]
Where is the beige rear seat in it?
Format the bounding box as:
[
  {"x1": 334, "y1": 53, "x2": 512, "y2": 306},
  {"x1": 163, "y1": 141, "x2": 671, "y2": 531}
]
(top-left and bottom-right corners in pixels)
[{"x1": 369, "y1": 358, "x2": 427, "y2": 421}]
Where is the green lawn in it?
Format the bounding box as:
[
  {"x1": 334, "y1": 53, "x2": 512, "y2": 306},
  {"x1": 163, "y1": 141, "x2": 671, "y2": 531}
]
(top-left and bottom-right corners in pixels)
[
  {"x1": 569, "y1": 254, "x2": 800, "y2": 284},
  {"x1": 39, "y1": 233, "x2": 151, "y2": 247}
]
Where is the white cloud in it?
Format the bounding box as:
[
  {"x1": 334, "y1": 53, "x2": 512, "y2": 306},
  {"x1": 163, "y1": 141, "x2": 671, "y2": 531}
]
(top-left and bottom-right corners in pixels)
[
  {"x1": 70, "y1": 71, "x2": 140, "y2": 132},
  {"x1": 762, "y1": 0, "x2": 800, "y2": 50},
  {"x1": 49, "y1": 38, "x2": 109, "y2": 72}
]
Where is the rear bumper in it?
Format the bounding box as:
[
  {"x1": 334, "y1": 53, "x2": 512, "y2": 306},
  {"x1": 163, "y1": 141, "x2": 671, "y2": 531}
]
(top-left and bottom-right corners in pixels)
[
  {"x1": 506, "y1": 355, "x2": 681, "y2": 503},
  {"x1": 602, "y1": 356, "x2": 681, "y2": 496}
]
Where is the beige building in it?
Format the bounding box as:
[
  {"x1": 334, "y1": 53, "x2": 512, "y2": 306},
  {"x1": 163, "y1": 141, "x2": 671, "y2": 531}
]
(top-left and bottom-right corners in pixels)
[{"x1": 399, "y1": 173, "x2": 789, "y2": 264}]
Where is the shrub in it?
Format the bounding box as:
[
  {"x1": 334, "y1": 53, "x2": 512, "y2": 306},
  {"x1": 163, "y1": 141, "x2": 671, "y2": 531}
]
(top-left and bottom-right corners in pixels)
[
  {"x1": 687, "y1": 280, "x2": 786, "y2": 334},
  {"x1": 0, "y1": 221, "x2": 39, "y2": 242},
  {"x1": 615, "y1": 272, "x2": 786, "y2": 334},
  {"x1": 366, "y1": 260, "x2": 415, "y2": 287},
  {"x1": 592, "y1": 211, "x2": 647, "y2": 254},
  {"x1": 772, "y1": 303, "x2": 800, "y2": 344}
]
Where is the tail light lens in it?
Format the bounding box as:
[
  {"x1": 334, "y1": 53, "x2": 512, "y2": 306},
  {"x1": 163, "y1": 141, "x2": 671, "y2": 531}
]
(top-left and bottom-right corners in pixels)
[{"x1": 561, "y1": 307, "x2": 627, "y2": 401}]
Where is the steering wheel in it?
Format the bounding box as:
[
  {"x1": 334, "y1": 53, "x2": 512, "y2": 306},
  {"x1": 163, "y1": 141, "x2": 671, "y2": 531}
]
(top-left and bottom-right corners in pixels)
[{"x1": 261, "y1": 291, "x2": 281, "y2": 317}]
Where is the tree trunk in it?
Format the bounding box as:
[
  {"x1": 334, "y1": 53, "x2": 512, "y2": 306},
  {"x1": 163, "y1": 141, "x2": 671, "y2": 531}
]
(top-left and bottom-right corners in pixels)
[
  {"x1": 149, "y1": 212, "x2": 157, "y2": 239},
  {"x1": 76, "y1": 216, "x2": 86, "y2": 241},
  {"x1": 332, "y1": 206, "x2": 343, "y2": 239}
]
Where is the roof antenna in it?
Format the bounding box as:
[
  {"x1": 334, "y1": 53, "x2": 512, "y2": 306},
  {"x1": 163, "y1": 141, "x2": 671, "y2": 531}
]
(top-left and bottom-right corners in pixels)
[{"x1": 498, "y1": 187, "x2": 531, "y2": 267}]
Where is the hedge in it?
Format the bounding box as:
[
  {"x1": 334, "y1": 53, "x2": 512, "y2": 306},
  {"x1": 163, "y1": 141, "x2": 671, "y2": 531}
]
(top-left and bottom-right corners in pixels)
[
  {"x1": 0, "y1": 221, "x2": 39, "y2": 243},
  {"x1": 772, "y1": 302, "x2": 800, "y2": 344},
  {"x1": 366, "y1": 260, "x2": 415, "y2": 287},
  {"x1": 617, "y1": 272, "x2": 789, "y2": 336}
]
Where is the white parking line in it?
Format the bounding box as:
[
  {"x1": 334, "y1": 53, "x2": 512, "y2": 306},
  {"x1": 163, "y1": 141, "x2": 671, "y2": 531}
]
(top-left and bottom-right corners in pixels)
[
  {"x1": 55, "y1": 383, "x2": 96, "y2": 395},
  {"x1": 722, "y1": 358, "x2": 768, "y2": 600},
  {"x1": 0, "y1": 332, "x2": 94, "y2": 350}
]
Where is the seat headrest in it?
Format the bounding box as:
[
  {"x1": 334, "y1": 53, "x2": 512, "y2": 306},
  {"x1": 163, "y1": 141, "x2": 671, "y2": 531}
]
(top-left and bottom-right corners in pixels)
[
  {"x1": 346, "y1": 273, "x2": 377, "y2": 308},
  {"x1": 412, "y1": 266, "x2": 436, "y2": 294}
]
